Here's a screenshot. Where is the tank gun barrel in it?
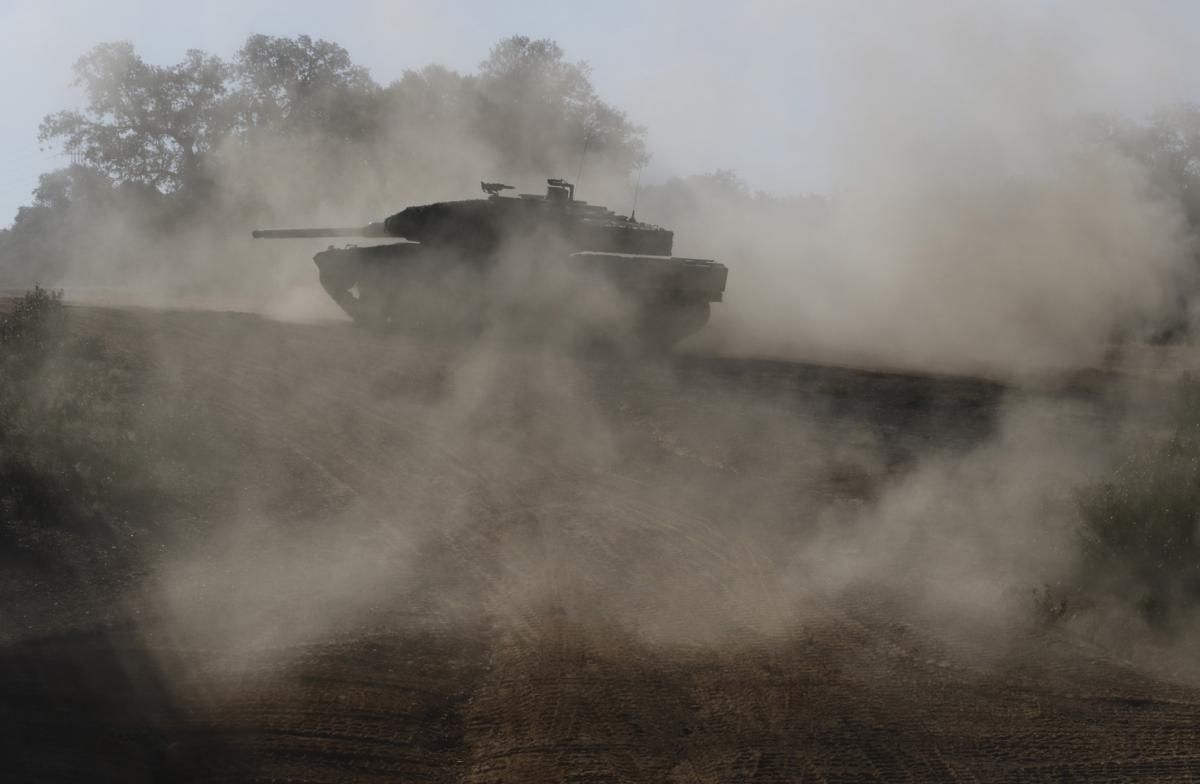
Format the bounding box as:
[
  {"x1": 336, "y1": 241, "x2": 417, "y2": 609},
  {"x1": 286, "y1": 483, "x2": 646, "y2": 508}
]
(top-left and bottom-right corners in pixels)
[{"x1": 252, "y1": 222, "x2": 388, "y2": 240}]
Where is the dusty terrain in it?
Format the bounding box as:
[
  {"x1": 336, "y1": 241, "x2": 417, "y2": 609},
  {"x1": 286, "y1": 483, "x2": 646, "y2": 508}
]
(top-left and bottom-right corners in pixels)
[{"x1": 4, "y1": 302, "x2": 1200, "y2": 783}]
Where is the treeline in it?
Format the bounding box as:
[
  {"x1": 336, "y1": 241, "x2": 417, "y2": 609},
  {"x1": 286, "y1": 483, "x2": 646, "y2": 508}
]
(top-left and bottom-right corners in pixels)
[
  {"x1": 43, "y1": 34, "x2": 646, "y2": 196},
  {"x1": 0, "y1": 34, "x2": 659, "y2": 284}
]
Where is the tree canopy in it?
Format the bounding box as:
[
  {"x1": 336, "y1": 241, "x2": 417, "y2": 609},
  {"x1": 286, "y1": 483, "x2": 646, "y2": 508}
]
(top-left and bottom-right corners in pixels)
[
  {"x1": 1099, "y1": 105, "x2": 1200, "y2": 227},
  {"x1": 475, "y1": 36, "x2": 646, "y2": 175},
  {"x1": 35, "y1": 34, "x2": 647, "y2": 207},
  {"x1": 232, "y1": 34, "x2": 379, "y2": 139},
  {"x1": 40, "y1": 43, "x2": 231, "y2": 196}
]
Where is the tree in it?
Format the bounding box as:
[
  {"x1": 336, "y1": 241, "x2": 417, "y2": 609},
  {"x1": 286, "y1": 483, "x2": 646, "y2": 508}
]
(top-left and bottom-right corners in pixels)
[
  {"x1": 39, "y1": 43, "x2": 231, "y2": 196},
  {"x1": 0, "y1": 166, "x2": 160, "y2": 283},
  {"x1": 231, "y1": 34, "x2": 380, "y2": 141},
  {"x1": 474, "y1": 36, "x2": 646, "y2": 177},
  {"x1": 1095, "y1": 104, "x2": 1200, "y2": 228},
  {"x1": 7, "y1": 167, "x2": 120, "y2": 249},
  {"x1": 382, "y1": 65, "x2": 475, "y2": 132}
]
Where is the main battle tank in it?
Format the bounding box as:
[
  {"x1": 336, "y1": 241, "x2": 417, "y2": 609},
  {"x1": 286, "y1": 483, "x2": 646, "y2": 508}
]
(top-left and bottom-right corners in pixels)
[{"x1": 253, "y1": 179, "x2": 728, "y2": 347}]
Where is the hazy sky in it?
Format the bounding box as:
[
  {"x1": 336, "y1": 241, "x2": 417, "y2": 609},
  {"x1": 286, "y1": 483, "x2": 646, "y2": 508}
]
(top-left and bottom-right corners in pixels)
[{"x1": 2, "y1": 0, "x2": 1199, "y2": 226}]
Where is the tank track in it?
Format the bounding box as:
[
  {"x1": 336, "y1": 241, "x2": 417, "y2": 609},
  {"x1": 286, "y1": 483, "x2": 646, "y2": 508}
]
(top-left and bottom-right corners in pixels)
[{"x1": 314, "y1": 244, "x2": 725, "y2": 348}]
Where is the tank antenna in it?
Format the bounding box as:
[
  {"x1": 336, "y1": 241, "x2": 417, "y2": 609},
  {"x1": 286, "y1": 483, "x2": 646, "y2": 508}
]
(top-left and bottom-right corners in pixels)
[
  {"x1": 574, "y1": 132, "x2": 591, "y2": 195},
  {"x1": 629, "y1": 167, "x2": 642, "y2": 222}
]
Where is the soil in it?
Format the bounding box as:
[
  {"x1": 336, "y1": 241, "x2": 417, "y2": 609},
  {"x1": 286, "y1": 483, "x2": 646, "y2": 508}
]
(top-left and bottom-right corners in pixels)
[{"x1": 3, "y1": 302, "x2": 1199, "y2": 783}]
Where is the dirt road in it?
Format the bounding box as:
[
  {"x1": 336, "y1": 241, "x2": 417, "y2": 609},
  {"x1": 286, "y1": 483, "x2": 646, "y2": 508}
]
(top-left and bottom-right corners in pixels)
[{"x1": 4, "y1": 303, "x2": 1199, "y2": 782}]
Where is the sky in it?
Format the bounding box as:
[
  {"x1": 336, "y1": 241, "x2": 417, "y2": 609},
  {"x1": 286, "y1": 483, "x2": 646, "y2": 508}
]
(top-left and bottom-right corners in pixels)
[{"x1": 2, "y1": 0, "x2": 1200, "y2": 226}]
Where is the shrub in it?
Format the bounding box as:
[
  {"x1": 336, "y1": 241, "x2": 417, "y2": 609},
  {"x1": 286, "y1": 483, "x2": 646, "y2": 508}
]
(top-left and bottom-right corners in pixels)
[
  {"x1": 0, "y1": 285, "x2": 65, "y2": 348},
  {"x1": 1076, "y1": 383, "x2": 1200, "y2": 625},
  {"x1": 0, "y1": 286, "x2": 123, "y2": 568}
]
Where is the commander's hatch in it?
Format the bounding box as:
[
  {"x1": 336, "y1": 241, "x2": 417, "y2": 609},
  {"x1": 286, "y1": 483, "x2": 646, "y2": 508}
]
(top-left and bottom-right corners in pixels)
[
  {"x1": 544, "y1": 178, "x2": 575, "y2": 202},
  {"x1": 510, "y1": 178, "x2": 591, "y2": 206}
]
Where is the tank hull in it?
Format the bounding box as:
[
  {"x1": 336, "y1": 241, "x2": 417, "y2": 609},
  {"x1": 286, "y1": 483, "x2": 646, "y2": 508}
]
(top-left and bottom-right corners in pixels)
[{"x1": 313, "y1": 243, "x2": 726, "y2": 347}]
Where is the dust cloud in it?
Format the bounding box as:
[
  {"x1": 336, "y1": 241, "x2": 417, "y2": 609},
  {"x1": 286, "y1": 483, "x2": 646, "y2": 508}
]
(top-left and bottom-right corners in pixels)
[
  {"x1": 22, "y1": 5, "x2": 1196, "y2": 376},
  {"x1": 132, "y1": 5, "x2": 1200, "y2": 676},
  {"x1": 12, "y1": 3, "x2": 1200, "y2": 684},
  {"x1": 666, "y1": 3, "x2": 1194, "y2": 377}
]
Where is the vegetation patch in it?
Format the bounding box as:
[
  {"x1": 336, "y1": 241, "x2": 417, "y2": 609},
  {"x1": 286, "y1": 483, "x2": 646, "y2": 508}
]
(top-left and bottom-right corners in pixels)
[
  {"x1": 0, "y1": 289, "x2": 142, "y2": 572},
  {"x1": 0, "y1": 288, "x2": 236, "y2": 584},
  {"x1": 1075, "y1": 382, "x2": 1200, "y2": 627}
]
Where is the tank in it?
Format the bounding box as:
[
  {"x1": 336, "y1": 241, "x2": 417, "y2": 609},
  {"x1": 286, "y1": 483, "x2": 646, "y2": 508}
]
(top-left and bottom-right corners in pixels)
[{"x1": 252, "y1": 179, "x2": 728, "y2": 347}]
